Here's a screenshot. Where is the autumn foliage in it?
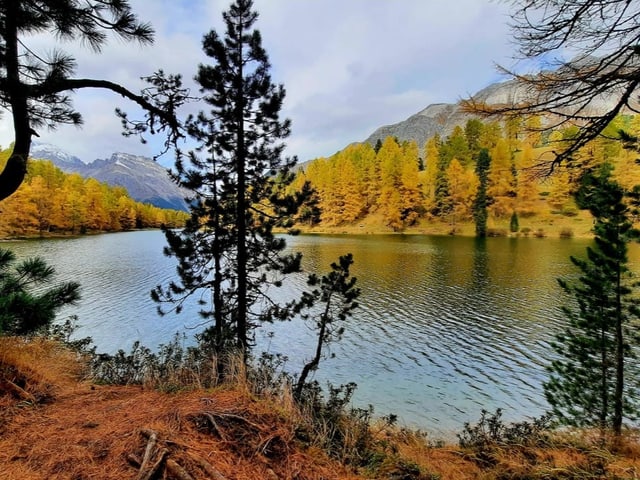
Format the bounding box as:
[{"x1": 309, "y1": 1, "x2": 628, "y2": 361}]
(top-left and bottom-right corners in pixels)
[
  {"x1": 295, "y1": 116, "x2": 640, "y2": 234},
  {"x1": 0, "y1": 149, "x2": 187, "y2": 237}
]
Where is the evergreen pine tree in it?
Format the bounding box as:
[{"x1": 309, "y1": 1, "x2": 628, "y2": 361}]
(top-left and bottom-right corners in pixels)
[
  {"x1": 473, "y1": 149, "x2": 491, "y2": 237},
  {"x1": 510, "y1": 211, "x2": 519, "y2": 233},
  {"x1": 152, "y1": 0, "x2": 302, "y2": 359},
  {"x1": 0, "y1": 249, "x2": 80, "y2": 335},
  {"x1": 545, "y1": 166, "x2": 640, "y2": 437}
]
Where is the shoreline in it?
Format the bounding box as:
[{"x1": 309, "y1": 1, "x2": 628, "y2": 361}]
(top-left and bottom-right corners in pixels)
[{"x1": 290, "y1": 215, "x2": 597, "y2": 239}]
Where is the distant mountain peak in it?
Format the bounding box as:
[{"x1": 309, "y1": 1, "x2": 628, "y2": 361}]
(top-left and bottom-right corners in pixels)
[
  {"x1": 30, "y1": 145, "x2": 188, "y2": 211},
  {"x1": 31, "y1": 142, "x2": 87, "y2": 168},
  {"x1": 364, "y1": 70, "x2": 626, "y2": 150}
]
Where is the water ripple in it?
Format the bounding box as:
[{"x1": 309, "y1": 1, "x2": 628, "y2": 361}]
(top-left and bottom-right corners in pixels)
[{"x1": 5, "y1": 231, "x2": 614, "y2": 438}]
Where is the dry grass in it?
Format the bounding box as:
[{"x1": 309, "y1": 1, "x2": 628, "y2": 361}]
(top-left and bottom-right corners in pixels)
[
  {"x1": 2, "y1": 337, "x2": 640, "y2": 480},
  {"x1": 0, "y1": 337, "x2": 361, "y2": 480}
]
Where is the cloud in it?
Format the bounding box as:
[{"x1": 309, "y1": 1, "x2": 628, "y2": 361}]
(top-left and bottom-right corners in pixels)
[{"x1": 0, "y1": 0, "x2": 515, "y2": 163}]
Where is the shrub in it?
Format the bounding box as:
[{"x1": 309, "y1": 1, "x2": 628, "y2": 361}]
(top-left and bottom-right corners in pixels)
[
  {"x1": 458, "y1": 409, "x2": 552, "y2": 467},
  {"x1": 559, "y1": 228, "x2": 574, "y2": 238},
  {"x1": 487, "y1": 228, "x2": 508, "y2": 237}
]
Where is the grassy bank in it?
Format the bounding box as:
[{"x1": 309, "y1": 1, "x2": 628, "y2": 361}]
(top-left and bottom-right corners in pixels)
[
  {"x1": 294, "y1": 210, "x2": 596, "y2": 239},
  {"x1": 1, "y1": 337, "x2": 639, "y2": 479}
]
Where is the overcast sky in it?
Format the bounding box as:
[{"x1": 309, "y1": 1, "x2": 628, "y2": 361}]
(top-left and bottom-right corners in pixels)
[{"x1": 0, "y1": 0, "x2": 523, "y2": 165}]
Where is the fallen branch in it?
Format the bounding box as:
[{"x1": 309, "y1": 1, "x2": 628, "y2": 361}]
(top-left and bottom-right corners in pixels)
[
  {"x1": 138, "y1": 428, "x2": 158, "y2": 479},
  {"x1": 140, "y1": 448, "x2": 168, "y2": 480},
  {"x1": 1, "y1": 380, "x2": 36, "y2": 403},
  {"x1": 188, "y1": 452, "x2": 228, "y2": 480},
  {"x1": 129, "y1": 426, "x2": 230, "y2": 480},
  {"x1": 200, "y1": 412, "x2": 227, "y2": 439},
  {"x1": 166, "y1": 458, "x2": 196, "y2": 480}
]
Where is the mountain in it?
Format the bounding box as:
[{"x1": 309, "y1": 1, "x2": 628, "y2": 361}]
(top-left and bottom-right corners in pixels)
[
  {"x1": 30, "y1": 144, "x2": 188, "y2": 211},
  {"x1": 30, "y1": 143, "x2": 87, "y2": 171},
  {"x1": 364, "y1": 76, "x2": 624, "y2": 149}
]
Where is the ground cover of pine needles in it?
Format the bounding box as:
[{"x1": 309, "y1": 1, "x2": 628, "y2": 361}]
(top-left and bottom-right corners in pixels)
[{"x1": 1, "y1": 337, "x2": 639, "y2": 480}]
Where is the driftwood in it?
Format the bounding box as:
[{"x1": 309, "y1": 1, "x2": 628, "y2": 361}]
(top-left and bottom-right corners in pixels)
[{"x1": 128, "y1": 427, "x2": 229, "y2": 480}]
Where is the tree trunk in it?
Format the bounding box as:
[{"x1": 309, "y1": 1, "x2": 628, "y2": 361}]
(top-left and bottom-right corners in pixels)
[
  {"x1": 614, "y1": 256, "x2": 624, "y2": 437},
  {"x1": 295, "y1": 294, "x2": 333, "y2": 399},
  {"x1": 235, "y1": 20, "x2": 248, "y2": 357},
  {"x1": 2, "y1": 1, "x2": 32, "y2": 202}
]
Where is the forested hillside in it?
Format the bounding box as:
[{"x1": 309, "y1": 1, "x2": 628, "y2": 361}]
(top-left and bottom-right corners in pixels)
[
  {"x1": 293, "y1": 116, "x2": 640, "y2": 235},
  {"x1": 0, "y1": 149, "x2": 188, "y2": 238}
]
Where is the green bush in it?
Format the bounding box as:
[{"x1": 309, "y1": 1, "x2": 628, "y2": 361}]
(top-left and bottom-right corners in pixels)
[{"x1": 458, "y1": 409, "x2": 552, "y2": 467}]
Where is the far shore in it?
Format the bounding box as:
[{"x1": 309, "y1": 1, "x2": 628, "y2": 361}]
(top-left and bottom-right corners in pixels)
[
  {"x1": 0, "y1": 217, "x2": 599, "y2": 242},
  {"x1": 290, "y1": 212, "x2": 597, "y2": 239}
]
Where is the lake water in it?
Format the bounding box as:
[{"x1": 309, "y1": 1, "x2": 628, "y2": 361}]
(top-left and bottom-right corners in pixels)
[{"x1": 1, "y1": 230, "x2": 620, "y2": 438}]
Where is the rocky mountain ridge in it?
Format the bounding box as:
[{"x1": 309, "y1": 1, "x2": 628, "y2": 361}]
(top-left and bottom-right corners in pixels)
[
  {"x1": 30, "y1": 144, "x2": 188, "y2": 211},
  {"x1": 364, "y1": 76, "x2": 625, "y2": 149}
]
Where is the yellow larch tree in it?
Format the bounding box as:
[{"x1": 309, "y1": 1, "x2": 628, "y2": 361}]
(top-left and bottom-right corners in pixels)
[
  {"x1": 446, "y1": 158, "x2": 478, "y2": 226},
  {"x1": 422, "y1": 135, "x2": 440, "y2": 213},
  {"x1": 59, "y1": 173, "x2": 88, "y2": 233},
  {"x1": 377, "y1": 137, "x2": 405, "y2": 229},
  {"x1": 84, "y1": 178, "x2": 111, "y2": 230},
  {"x1": 336, "y1": 154, "x2": 365, "y2": 223},
  {"x1": 487, "y1": 138, "x2": 516, "y2": 219},
  {"x1": 400, "y1": 141, "x2": 423, "y2": 226},
  {"x1": 29, "y1": 176, "x2": 55, "y2": 235},
  {"x1": 515, "y1": 143, "x2": 540, "y2": 217}
]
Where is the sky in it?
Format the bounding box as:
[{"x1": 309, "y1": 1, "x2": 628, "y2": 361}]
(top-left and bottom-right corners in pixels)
[{"x1": 0, "y1": 0, "x2": 522, "y2": 165}]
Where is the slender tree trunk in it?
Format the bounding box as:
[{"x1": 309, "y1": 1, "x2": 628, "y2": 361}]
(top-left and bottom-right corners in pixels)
[
  {"x1": 235, "y1": 21, "x2": 248, "y2": 357},
  {"x1": 212, "y1": 161, "x2": 226, "y2": 379},
  {"x1": 294, "y1": 293, "x2": 333, "y2": 398},
  {"x1": 600, "y1": 311, "x2": 608, "y2": 436},
  {"x1": 614, "y1": 255, "x2": 624, "y2": 437}
]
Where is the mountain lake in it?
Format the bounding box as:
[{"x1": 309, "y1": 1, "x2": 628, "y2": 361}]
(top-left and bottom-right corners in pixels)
[{"x1": 4, "y1": 229, "x2": 635, "y2": 438}]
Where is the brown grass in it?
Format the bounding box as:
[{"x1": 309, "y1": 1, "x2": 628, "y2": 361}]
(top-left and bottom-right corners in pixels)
[
  {"x1": 2, "y1": 337, "x2": 640, "y2": 480},
  {"x1": 0, "y1": 338, "x2": 360, "y2": 480}
]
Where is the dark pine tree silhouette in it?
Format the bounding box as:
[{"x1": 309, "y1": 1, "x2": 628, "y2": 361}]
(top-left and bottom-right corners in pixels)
[
  {"x1": 473, "y1": 149, "x2": 491, "y2": 237},
  {"x1": 545, "y1": 165, "x2": 640, "y2": 437},
  {"x1": 152, "y1": 0, "x2": 302, "y2": 361},
  {"x1": 293, "y1": 254, "x2": 360, "y2": 399},
  {"x1": 0, "y1": 249, "x2": 80, "y2": 335}
]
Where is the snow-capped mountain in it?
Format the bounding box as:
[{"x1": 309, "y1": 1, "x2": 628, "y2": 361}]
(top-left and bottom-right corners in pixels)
[
  {"x1": 31, "y1": 143, "x2": 87, "y2": 171},
  {"x1": 30, "y1": 144, "x2": 188, "y2": 211}
]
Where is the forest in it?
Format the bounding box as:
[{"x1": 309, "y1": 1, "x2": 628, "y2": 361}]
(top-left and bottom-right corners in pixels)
[
  {"x1": 293, "y1": 115, "x2": 640, "y2": 235},
  {"x1": 0, "y1": 148, "x2": 188, "y2": 237}
]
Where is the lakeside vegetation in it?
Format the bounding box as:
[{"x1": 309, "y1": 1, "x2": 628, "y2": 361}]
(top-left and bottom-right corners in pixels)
[
  {"x1": 2, "y1": 337, "x2": 640, "y2": 480},
  {"x1": 1, "y1": 0, "x2": 640, "y2": 479},
  {"x1": 289, "y1": 117, "x2": 640, "y2": 238},
  {"x1": 0, "y1": 148, "x2": 188, "y2": 238}
]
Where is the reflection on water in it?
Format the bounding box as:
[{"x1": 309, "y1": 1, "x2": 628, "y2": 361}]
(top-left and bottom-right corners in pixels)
[{"x1": 3, "y1": 230, "x2": 623, "y2": 437}]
